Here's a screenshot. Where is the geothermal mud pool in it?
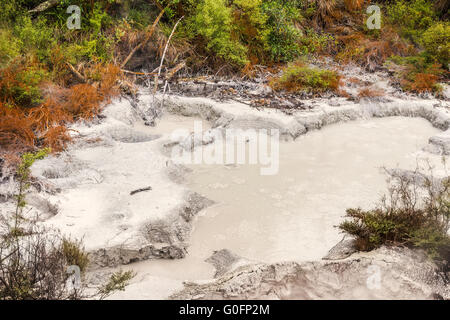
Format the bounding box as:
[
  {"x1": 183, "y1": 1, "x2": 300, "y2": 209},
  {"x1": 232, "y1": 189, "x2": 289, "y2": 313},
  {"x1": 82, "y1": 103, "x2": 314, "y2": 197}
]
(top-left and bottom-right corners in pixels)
[
  {"x1": 111, "y1": 115, "x2": 441, "y2": 297},
  {"x1": 21, "y1": 93, "x2": 449, "y2": 299}
]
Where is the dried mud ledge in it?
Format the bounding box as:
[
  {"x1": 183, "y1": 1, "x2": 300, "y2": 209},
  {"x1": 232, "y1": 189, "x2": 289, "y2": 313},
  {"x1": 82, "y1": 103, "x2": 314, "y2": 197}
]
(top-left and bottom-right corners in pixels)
[
  {"x1": 4, "y1": 89, "x2": 449, "y2": 299},
  {"x1": 171, "y1": 247, "x2": 450, "y2": 300}
]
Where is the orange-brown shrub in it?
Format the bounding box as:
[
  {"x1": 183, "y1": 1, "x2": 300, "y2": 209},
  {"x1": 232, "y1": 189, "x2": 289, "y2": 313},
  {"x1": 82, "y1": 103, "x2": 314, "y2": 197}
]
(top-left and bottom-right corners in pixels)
[
  {"x1": 344, "y1": 0, "x2": 368, "y2": 11},
  {"x1": 42, "y1": 125, "x2": 72, "y2": 152},
  {"x1": 270, "y1": 60, "x2": 341, "y2": 94},
  {"x1": 336, "y1": 27, "x2": 411, "y2": 71},
  {"x1": 0, "y1": 57, "x2": 48, "y2": 108},
  {"x1": 0, "y1": 62, "x2": 121, "y2": 160},
  {"x1": 64, "y1": 64, "x2": 120, "y2": 119},
  {"x1": 387, "y1": 57, "x2": 446, "y2": 94},
  {"x1": 357, "y1": 86, "x2": 385, "y2": 98},
  {"x1": 27, "y1": 97, "x2": 72, "y2": 132},
  {"x1": 65, "y1": 83, "x2": 102, "y2": 118},
  {"x1": 405, "y1": 73, "x2": 440, "y2": 93},
  {"x1": 0, "y1": 104, "x2": 35, "y2": 153},
  {"x1": 98, "y1": 64, "x2": 121, "y2": 100}
]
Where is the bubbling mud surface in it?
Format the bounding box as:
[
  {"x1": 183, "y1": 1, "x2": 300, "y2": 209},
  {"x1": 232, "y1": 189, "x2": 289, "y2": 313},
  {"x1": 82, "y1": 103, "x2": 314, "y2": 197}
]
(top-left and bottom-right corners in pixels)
[{"x1": 129, "y1": 116, "x2": 440, "y2": 281}]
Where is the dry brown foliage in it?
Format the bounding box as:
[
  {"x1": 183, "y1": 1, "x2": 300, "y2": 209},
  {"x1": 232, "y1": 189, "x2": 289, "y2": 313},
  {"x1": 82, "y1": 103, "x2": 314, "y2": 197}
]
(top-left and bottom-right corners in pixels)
[
  {"x1": 42, "y1": 125, "x2": 72, "y2": 152},
  {"x1": 405, "y1": 73, "x2": 440, "y2": 93},
  {"x1": 344, "y1": 0, "x2": 368, "y2": 11},
  {"x1": 0, "y1": 105, "x2": 35, "y2": 153},
  {"x1": 357, "y1": 86, "x2": 385, "y2": 98},
  {"x1": 0, "y1": 62, "x2": 120, "y2": 161},
  {"x1": 336, "y1": 27, "x2": 411, "y2": 71}
]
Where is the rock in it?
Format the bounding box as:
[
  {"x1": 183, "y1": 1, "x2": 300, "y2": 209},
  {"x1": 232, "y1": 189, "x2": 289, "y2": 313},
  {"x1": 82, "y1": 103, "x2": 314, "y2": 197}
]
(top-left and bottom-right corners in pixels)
[
  {"x1": 205, "y1": 249, "x2": 240, "y2": 278},
  {"x1": 89, "y1": 244, "x2": 187, "y2": 268},
  {"x1": 427, "y1": 130, "x2": 450, "y2": 155},
  {"x1": 248, "y1": 85, "x2": 273, "y2": 96},
  {"x1": 178, "y1": 192, "x2": 214, "y2": 223},
  {"x1": 322, "y1": 237, "x2": 357, "y2": 260},
  {"x1": 441, "y1": 84, "x2": 450, "y2": 100},
  {"x1": 104, "y1": 126, "x2": 159, "y2": 143}
]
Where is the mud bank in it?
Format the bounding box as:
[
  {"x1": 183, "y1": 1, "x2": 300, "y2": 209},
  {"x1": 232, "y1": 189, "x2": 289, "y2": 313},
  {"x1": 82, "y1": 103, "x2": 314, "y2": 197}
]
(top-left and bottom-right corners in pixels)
[{"x1": 171, "y1": 247, "x2": 450, "y2": 300}]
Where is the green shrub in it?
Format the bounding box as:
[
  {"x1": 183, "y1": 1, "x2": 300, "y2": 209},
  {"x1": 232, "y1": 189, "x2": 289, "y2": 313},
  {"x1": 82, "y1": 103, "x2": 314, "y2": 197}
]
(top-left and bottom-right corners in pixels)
[
  {"x1": 0, "y1": 29, "x2": 20, "y2": 66},
  {"x1": 411, "y1": 224, "x2": 450, "y2": 261},
  {"x1": 0, "y1": 0, "x2": 28, "y2": 24},
  {"x1": 232, "y1": 0, "x2": 268, "y2": 63},
  {"x1": 339, "y1": 170, "x2": 450, "y2": 263},
  {"x1": 270, "y1": 60, "x2": 341, "y2": 93},
  {"x1": 190, "y1": 0, "x2": 248, "y2": 66},
  {"x1": 128, "y1": 7, "x2": 154, "y2": 29},
  {"x1": 14, "y1": 15, "x2": 56, "y2": 61},
  {"x1": 87, "y1": 3, "x2": 113, "y2": 34},
  {"x1": 340, "y1": 208, "x2": 425, "y2": 251},
  {"x1": 298, "y1": 28, "x2": 335, "y2": 55},
  {"x1": 261, "y1": 0, "x2": 303, "y2": 62},
  {"x1": 386, "y1": 0, "x2": 436, "y2": 41},
  {"x1": 421, "y1": 22, "x2": 450, "y2": 68},
  {"x1": 97, "y1": 270, "x2": 135, "y2": 300},
  {"x1": 62, "y1": 238, "x2": 89, "y2": 273}
]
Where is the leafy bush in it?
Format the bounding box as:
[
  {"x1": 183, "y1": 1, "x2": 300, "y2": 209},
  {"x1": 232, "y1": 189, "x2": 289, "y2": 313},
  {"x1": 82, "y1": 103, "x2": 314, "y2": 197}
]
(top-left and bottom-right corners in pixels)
[
  {"x1": 127, "y1": 1, "x2": 156, "y2": 29},
  {"x1": 232, "y1": 0, "x2": 268, "y2": 63},
  {"x1": 421, "y1": 22, "x2": 450, "y2": 68},
  {"x1": 190, "y1": 0, "x2": 248, "y2": 66},
  {"x1": 0, "y1": 0, "x2": 28, "y2": 24},
  {"x1": 14, "y1": 15, "x2": 56, "y2": 61},
  {"x1": 62, "y1": 238, "x2": 89, "y2": 273},
  {"x1": 339, "y1": 169, "x2": 450, "y2": 263},
  {"x1": 387, "y1": 0, "x2": 437, "y2": 41},
  {"x1": 298, "y1": 28, "x2": 335, "y2": 56},
  {"x1": 97, "y1": 270, "x2": 135, "y2": 300},
  {"x1": 270, "y1": 60, "x2": 341, "y2": 93},
  {"x1": 261, "y1": 0, "x2": 303, "y2": 62},
  {"x1": 0, "y1": 29, "x2": 20, "y2": 66}
]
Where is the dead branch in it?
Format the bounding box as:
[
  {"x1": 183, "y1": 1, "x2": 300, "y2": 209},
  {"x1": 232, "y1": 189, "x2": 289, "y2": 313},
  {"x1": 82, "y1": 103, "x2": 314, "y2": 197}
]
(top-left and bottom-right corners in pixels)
[
  {"x1": 66, "y1": 63, "x2": 86, "y2": 83},
  {"x1": 165, "y1": 61, "x2": 186, "y2": 80},
  {"x1": 153, "y1": 16, "x2": 184, "y2": 94},
  {"x1": 130, "y1": 187, "x2": 152, "y2": 196},
  {"x1": 121, "y1": 8, "x2": 166, "y2": 69},
  {"x1": 121, "y1": 70, "x2": 157, "y2": 76},
  {"x1": 28, "y1": 0, "x2": 60, "y2": 13}
]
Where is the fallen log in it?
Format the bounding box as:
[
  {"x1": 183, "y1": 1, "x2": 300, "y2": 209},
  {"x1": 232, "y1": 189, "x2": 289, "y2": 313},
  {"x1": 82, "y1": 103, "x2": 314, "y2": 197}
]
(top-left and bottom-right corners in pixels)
[{"x1": 29, "y1": 0, "x2": 60, "y2": 13}]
